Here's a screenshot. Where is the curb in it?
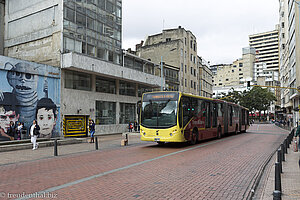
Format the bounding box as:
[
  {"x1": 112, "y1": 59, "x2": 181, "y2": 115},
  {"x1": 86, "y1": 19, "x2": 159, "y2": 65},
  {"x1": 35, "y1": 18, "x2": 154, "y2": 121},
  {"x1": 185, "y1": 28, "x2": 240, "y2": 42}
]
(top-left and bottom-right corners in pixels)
[{"x1": 0, "y1": 138, "x2": 87, "y2": 152}]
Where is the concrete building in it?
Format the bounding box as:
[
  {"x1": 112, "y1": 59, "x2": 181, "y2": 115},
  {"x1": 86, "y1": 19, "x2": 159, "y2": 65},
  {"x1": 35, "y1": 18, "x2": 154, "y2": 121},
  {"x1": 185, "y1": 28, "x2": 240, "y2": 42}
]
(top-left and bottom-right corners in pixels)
[
  {"x1": 136, "y1": 26, "x2": 199, "y2": 95},
  {"x1": 3, "y1": 0, "x2": 162, "y2": 135},
  {"x1": 198, "y1": 56, "x2": 213, "y2": 98},
  {"x1": 0, "y1": 0, "x2": 4, "y2": 55},
  {"x1": 249, "y1": 28, "x2": 279, "y2": 71},
  {"x1": 278, "y1": 0, "x2": 300, "y2": 125},
  {"x1": 212, "y1": 47, "x2": 255, "y2": 88}
]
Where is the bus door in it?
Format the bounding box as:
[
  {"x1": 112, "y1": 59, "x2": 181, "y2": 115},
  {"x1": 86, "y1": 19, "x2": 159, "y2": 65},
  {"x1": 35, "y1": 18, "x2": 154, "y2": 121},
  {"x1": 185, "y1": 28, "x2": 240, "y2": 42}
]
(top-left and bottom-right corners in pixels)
[
  {"x1": 204, "y1": 101, "x2": 211, "y2": 129},
  {"x1": 212, "y1": 103, "x2": 217, "y2": 128},
  {"x1": 229, "y1": 105, "x2": 233, "y2": 127},
  {"x1": 223, "y1": 103, "x2": 228, "y2": 134}
]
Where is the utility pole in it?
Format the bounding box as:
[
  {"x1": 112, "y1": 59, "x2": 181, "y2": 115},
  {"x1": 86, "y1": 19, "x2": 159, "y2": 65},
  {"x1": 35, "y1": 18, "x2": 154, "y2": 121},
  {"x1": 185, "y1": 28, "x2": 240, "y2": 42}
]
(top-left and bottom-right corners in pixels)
[{"x1": 161, "y1": 56, "x2": 163, "y2": 91}]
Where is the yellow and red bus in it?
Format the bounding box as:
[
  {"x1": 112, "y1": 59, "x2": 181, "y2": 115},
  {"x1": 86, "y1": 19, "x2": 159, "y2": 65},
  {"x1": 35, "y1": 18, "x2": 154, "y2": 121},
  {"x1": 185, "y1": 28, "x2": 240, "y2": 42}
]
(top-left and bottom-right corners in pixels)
[{"x1": 140, "y1": 91, "x2": 249, "y2": 144}]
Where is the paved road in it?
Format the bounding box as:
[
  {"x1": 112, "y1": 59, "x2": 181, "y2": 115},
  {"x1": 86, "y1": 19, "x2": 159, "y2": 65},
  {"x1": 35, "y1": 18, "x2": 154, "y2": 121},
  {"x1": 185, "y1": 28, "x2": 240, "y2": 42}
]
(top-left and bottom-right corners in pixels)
[{"x1": 0, "y1": 124, "x2": 289, "y2": 200}]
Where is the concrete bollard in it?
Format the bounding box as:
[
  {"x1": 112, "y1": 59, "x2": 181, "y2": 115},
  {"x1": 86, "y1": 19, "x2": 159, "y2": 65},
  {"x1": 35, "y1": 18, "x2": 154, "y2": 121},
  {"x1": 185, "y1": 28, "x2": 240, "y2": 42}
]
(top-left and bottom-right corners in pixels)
[
  {"x1": 54, "y1": 139, "x2": 58, "y2": 156},
  {"x1": 95, "y1": 137, "x2": 98, "y2": 150},
  {"x1": 277, "y1": 149, "x2": 282, "y2": 173},
  {"x1": 274, "y1": 162, "x2": 282, "y2": 195}
]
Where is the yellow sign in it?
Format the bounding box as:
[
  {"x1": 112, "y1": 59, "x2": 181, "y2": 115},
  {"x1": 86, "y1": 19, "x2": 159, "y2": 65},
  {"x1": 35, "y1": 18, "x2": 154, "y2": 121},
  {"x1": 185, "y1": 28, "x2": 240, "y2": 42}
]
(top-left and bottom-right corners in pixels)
[{"x1": 64, "y1": 115, "x2": 88, "y2": 137}]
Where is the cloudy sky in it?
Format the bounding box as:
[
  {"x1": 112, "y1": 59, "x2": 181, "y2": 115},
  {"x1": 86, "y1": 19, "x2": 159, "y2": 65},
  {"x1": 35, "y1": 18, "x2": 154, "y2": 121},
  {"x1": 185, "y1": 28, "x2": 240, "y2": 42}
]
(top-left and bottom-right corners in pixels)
[{"x1": 122, "y1": 0, "x2": 279, "y2": 65}]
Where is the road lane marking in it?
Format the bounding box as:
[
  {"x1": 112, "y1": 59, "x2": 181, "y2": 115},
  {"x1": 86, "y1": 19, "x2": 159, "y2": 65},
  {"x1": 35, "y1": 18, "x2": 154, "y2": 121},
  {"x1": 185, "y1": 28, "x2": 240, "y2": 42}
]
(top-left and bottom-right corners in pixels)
[{"x1": 16, "y1": 137, "x2": 233, "y2": 200}]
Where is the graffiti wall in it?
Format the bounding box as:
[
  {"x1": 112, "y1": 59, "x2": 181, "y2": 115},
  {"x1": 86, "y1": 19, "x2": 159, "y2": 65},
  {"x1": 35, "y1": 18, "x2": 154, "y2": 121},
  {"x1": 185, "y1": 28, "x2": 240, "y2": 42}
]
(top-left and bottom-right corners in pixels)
[{"x1": 0, "y1": 55, "x2": 60, "y2": 139}]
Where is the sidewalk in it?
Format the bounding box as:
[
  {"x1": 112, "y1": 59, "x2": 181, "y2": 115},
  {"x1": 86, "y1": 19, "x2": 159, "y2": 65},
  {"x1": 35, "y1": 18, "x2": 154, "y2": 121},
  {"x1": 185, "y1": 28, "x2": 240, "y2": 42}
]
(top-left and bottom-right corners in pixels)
[
  {"x1": 259, "y1": 147, "x2": 300, "y2": 199},
  {"x1": 0, "y1": 133, "x2": 144, "y2": 166}
]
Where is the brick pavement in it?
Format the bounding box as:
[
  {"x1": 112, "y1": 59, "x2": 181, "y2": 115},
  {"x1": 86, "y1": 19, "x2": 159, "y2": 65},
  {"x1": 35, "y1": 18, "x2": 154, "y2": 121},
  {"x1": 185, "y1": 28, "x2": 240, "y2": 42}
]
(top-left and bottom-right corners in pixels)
[{"x1": 0, "y1": 125, "x2": 292, "y2": 200}]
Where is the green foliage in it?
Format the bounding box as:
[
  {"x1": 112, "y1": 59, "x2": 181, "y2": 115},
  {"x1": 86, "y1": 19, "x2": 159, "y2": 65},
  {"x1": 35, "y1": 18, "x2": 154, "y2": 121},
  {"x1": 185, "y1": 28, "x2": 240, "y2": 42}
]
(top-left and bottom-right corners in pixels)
[{"x1": 217, "y1": 86, "x2": 276, "y2": 115}]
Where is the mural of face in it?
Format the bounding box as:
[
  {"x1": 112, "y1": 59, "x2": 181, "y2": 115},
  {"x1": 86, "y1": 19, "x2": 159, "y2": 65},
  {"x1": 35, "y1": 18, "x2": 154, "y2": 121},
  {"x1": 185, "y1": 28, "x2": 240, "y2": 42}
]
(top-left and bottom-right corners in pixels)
[
  {"x1": 36, "y1": 108, "x2": 56, "y2": 138},
  {"x1": 6, "y1": 63, "x2": 38, "y2": 95},
  {"x1": 0, "y1": 107, "x2": 19, "y2": 132}
]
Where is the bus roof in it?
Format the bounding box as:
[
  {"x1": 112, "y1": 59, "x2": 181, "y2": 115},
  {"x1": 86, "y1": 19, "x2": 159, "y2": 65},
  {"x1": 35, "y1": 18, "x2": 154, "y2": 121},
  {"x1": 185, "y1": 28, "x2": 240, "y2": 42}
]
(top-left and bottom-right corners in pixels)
[{"x1": 142, "y1": 91, "x2": 249, "y2": 110}]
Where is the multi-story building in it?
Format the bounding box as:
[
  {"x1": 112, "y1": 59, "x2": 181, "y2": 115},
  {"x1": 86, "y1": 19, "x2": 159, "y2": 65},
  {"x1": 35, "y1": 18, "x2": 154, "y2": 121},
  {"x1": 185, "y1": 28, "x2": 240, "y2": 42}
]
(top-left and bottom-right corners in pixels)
[
  {"x1": 0, "y1": 0, "x2": 4, "y2": 55},
  {"x1": 136, "y1": 26, "x2": 199, "y2": 95},
  {"x1": 3, "y1": 0, "x2": 162, "y2": 135},
  {"x1": 212, "y1": 47, "x2": 255, "y2": 88},
  {"x1": 278, "y1": 0, "x2": 300, "y2": 125},
  {"x1": 249, "y1": 28, "x2": 281, "y2": 114},
  {"x1": 198, "y1": 56, "x2": 213, "y2": 98},
  {"x1": 249, "y1": 28, "x2": 279, "y2": 71}
]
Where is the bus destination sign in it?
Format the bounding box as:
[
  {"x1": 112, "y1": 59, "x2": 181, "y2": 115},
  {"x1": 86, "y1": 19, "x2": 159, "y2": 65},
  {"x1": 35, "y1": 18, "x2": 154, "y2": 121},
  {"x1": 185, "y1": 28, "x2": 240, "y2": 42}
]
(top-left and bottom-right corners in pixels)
[{"x1": 143, "y1": 92, "x2": 179, "y2": 101}]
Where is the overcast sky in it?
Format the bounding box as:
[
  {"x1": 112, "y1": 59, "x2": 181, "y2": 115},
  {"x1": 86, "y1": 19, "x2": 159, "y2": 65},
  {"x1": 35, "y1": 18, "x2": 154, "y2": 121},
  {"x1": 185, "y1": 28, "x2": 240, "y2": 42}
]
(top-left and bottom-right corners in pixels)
[{"x1": 122, "y1": 0, "x2": 279, "y2": 65}]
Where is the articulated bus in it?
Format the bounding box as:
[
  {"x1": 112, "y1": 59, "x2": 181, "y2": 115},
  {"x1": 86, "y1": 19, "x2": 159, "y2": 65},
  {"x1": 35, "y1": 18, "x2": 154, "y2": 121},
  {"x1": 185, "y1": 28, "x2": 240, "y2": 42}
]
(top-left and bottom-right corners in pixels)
[{"x1": 140, "y1": 91, "x2": 249, "y2": 144}]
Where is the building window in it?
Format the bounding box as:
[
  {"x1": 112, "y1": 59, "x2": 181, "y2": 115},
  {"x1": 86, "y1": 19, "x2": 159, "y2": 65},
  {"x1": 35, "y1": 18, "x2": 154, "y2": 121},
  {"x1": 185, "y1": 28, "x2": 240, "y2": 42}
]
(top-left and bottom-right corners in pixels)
[
  {"x1": 185, "y1": 37, "x2": 187, "y2": 45},
  {"x1": 119, "y1": 103, "x2": 136, "y2": 124},
  {"x1": 96, "y1": 76, "x2": 116, "y2": 94},
  {"x1": 185, "y1": 65, "x2": 187, "y2": 73},
  {"x1": 239, "y1": 63, "x2": 243, "y2": 67},
  {"x1": 119, "y1": 81, "x2": 136, "y2": 96},
  {"x1": 185, "y1": 79, "x2": 187, "y2": 87},
  {"x1": 191, "y1": 67, "x2": 193, "y2": 75},
  {"x1": 166, "y1": 38, "x2": 171, "y2": 42},
  {"x1": 232, "y1": 70, "x2": 234, "y2": 72},
  {"x1": 191, "y1": 80, "x2": 193, "y2": 88},
  {"x1": 95, "y1": 101, "x2": 116, "y2": 125},
  {"x1": 65, "y1": 70, "x2": 91, "y2": 91},
  {"x1": 181, "y1": 63, "x2": 183, "y2": 71},
  {"x1": 190, "y1": 54, "x2": 193, "y2": 61},
  {"x1": 138, "y1": 85, "x2": 151, "y2": 97}
]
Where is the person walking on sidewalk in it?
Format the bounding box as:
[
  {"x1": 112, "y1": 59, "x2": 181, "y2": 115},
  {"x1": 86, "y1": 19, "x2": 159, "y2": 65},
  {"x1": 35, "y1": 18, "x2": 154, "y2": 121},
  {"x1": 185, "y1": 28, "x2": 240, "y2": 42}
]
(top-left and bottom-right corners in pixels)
[
  {"x1": 89, "y1": 120, "x2": 95, "y2": 143},
  {"x1": 295, "y1": 124, "x2": 300, "y2": 152},
  {"x1": 30, "y1": 120, "x2": 40, "y2": 150}
]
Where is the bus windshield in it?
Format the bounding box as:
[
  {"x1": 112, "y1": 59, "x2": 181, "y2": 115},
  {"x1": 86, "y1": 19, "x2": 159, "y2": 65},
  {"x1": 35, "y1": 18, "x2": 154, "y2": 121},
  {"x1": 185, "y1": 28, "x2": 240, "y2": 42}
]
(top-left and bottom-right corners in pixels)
[{"x1": 141, "y1": 100, "x2": 178, "y2": 128}]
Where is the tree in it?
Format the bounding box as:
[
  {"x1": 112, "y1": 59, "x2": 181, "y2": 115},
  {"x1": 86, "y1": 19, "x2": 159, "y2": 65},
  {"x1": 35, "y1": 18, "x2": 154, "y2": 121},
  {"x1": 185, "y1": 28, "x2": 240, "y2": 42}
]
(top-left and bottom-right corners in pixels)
[{"x1": 216, "y1": 86, "x2": 276, "y2": 120}]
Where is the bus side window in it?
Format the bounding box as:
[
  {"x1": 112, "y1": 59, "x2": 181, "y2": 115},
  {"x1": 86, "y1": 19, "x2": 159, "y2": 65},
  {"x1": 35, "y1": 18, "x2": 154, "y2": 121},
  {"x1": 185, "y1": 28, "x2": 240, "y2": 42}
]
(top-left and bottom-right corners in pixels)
[{"x1": 182, "y1": 97, "x2": 191, "y2": 126}]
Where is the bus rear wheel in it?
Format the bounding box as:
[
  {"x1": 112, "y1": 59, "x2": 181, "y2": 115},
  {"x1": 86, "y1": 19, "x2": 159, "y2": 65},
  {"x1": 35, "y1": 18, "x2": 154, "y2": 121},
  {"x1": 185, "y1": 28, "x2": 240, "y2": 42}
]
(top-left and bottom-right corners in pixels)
[
  {"x1": 190, "y1": 130, "x2": 198, "y2": 145},
  {"x1": 217, "y1": 127, "x2": 222, "y2": 139}
]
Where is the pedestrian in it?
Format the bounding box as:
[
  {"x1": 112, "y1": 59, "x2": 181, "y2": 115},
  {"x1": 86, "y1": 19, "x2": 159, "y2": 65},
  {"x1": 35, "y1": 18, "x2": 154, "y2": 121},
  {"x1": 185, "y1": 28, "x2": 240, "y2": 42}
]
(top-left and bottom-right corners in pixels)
[
  {"x1": 295, "y1": 123, "x2": 300, "y2": 152},
  {"x1": 30, "y1": 119, "x2": 40, "y2": 150},
  {"x1": 6, "y1": 121, "x2": 16, "y2": 140},
  {"x1": 128, "y1": 122, "x2": 133, "y2": 132},
  {"x1": 89, "y1": 120, "x2": 95, "y2": 143},
  {"x1": 134, "y1": 120, "x2": 137, "y2": 132},
  {"x1": 16, "y1": 122, "x2": 23, "y2": 140}
]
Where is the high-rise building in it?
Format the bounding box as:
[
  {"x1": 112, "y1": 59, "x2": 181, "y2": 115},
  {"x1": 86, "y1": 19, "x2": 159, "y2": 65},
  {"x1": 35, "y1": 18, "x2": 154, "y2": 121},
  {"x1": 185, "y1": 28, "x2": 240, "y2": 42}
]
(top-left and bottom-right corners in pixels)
[
  {"x1": 278, "y1": 0, "x2": 300, "y2": 125},
  {"x1": 3, "y1": 0, "x2": 161, "y2": 134},
  {"x1": 0, "y1": 0, "x2": 4, "y2": 55},
  {"x1": 249, "y1": 28, "x2": 279, "y2": 72},
  {"x1": 136, "y1": 26, "x2": 199, "y2": 95}
]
